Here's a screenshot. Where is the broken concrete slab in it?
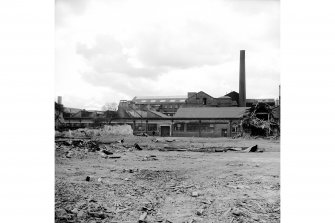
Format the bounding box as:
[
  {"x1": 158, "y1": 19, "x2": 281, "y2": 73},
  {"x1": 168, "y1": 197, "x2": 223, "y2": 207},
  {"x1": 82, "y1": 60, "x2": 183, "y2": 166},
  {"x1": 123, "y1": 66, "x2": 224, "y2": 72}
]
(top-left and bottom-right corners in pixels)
[
  {"x1": 102, "y1": 149, "x2": 114, "y2": 155},
  {"x1": 108, "y1": 155, "x2": 121, "y2": 159},
  {"x1": 134, "y1": 143, "x2": 143, "y2": 150},
  {"x1": 138, "y1": 212, "x2": 148, "y2": 222},
  {"x1": 196, "y1": 208, "x2": 204, "y2": 216},
  {"x1": 191, "y1": 191, "x2": 199, "y2": 197},
  {"x1": 242, "y1": 145, "x2": 264, "y2": 152}
]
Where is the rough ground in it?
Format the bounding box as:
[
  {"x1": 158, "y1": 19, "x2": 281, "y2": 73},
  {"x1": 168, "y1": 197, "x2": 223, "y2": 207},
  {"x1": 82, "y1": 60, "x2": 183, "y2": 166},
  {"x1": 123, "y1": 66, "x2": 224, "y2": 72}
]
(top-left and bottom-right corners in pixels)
[{"x1": 55, "y1": 136, "x2": 280, "y2": 223}]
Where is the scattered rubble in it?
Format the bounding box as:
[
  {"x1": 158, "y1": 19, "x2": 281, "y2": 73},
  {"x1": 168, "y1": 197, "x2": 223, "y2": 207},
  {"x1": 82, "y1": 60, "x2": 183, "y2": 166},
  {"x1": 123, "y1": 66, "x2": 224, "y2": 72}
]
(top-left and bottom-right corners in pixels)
[
  {"x1": 55, "y1": 134, "x2": 280, "y2": 223},
  {"x1": 137, "y1": 133, "x2": 149, "y2": 137}
]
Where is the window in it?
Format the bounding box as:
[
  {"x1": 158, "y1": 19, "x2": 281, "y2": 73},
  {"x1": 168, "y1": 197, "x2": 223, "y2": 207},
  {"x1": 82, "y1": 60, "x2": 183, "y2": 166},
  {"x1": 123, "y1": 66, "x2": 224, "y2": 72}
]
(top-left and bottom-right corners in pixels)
[
  {"x1": 174, "y1": 123, "x2": 185, "y2": 131},
  {"x1": 135, "y1": 123, "x2": 146, "y2": 131},
  {"x1": 148, "y1": 124, "x2": 157, "y2": 131},
  {"x1": 186, "y1": 123, "x2": 200, "y2": 131},
  {"x1": 169, "y1": 105, "x2": 173, "y2": 108},
  {"x1": 150, "y1": 100, "x2": 156, "y2": 102},
  {"x1": 174, "y1": 105, "x2": 178, "y2": 108},
  {"x1": 186, "y1": 122, "x2": 214, "y2": 132},
  {"x1": 164, "y1": 105, "x2": 168, "y2": 109},
  {"x1": 141, "y1": 100, "x2": 147, "y2": 102},
  {"x1": 179, "y1": 99, "x2": 185, "y2": 102},
  {"x1": 170, "y1": 99, "x2": 176, "y2": 102},
  {"x1": 160, "y1": 100, "x2": 166, "y2": 102}
]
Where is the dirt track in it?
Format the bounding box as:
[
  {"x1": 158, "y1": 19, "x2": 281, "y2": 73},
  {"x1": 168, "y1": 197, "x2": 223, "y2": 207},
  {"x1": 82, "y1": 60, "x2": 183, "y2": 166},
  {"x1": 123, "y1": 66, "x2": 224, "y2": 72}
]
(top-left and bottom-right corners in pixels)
[{"x1": 55, "y1": 136, "x2": 280, "y2": 223}]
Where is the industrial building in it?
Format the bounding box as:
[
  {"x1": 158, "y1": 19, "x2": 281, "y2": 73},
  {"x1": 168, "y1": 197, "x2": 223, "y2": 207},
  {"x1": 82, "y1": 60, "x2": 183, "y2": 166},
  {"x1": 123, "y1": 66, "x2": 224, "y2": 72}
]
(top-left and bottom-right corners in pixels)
[
  {"x1": 131, "y1": 95, "x2": 187, "y2": 116},
  {"x1": 56, "y1": 50, "x2": 279, "y2": 137},
  {"x1": 110, "y1": 107, "x2": 249, "y2": 137},
  {"x1": 184, "y1": 91, "x2": 237, "y2": 107}
]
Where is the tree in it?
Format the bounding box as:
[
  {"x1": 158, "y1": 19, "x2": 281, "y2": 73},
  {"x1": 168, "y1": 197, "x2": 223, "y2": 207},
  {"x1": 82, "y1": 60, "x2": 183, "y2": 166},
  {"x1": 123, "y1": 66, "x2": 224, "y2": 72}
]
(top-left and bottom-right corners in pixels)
[{"x1": 102, "y1": 102, "x2": 118, "y2": 111}]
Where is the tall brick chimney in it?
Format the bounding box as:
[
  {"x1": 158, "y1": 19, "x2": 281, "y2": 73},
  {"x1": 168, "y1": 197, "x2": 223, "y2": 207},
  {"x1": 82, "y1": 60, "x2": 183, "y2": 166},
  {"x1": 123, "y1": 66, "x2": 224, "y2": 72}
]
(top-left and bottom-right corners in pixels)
[
  {"x1": 239, "y1": 50, "x2": 246, "y2": 107},
  {"x1": 57, "y1": 96, "x2": 62, "y2": 105}
]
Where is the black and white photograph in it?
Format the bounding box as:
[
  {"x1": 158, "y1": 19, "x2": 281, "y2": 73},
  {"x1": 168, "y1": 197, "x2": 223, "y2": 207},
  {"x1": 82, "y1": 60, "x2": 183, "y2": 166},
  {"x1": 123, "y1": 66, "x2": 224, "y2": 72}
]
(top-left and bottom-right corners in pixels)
[
  {"x1": 55, "y1": 0, "x2": 280, "y2": 222},
  {"x1": 5, "y1": 0, "x2": 335, "y2": 223}
]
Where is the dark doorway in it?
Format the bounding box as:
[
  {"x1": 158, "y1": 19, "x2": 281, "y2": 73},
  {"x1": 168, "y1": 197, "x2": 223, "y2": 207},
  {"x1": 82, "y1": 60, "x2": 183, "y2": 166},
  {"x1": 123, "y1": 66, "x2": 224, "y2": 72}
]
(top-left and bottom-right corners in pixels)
[
  {"x1": 160, "y1": 126, "x2": 170, "y2": 137},
  {"x1": 221, "y1": 128, "x2": 228, "y2": 137}
]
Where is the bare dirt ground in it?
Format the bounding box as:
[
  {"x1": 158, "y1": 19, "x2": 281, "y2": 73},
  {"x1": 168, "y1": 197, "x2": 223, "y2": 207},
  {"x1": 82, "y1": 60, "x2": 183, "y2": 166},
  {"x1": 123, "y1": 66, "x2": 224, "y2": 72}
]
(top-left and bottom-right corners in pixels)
[{"x1": 55, "y1": 136, "x2": 280, "y2": 223}]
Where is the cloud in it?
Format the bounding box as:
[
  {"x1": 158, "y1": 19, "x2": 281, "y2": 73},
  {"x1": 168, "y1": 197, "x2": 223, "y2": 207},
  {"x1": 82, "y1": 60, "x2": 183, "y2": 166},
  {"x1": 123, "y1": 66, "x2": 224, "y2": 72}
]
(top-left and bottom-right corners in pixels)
[
  {"x1": 76, "y1": 35, "x2": 164, "y2": 79},
  {"x1": 55, "y1": 0, "x2": 91, "y2": 27},
  {"x1": 56, "y1": 0, "x2": 280, "y2": 109}
]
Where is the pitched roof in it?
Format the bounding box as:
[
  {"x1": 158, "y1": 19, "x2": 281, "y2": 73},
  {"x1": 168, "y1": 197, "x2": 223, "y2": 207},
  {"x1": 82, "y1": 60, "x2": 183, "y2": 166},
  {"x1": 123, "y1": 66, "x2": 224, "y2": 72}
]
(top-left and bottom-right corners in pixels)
[
  {"x1": 186, "y1": 91, "x2": 214, "y2": 101},
  {"x1": 126, "y1": 110, "x2": 147, "y2": 118},
  {"x1": 148, "y1": 110, "x2": 169, "y2": 118},
  {"x1": 174, "y1": 107, "x2": 250, "y2": 119},
  {"x1": 219, "y1": 96, "x2": 231, "y2": 99}
]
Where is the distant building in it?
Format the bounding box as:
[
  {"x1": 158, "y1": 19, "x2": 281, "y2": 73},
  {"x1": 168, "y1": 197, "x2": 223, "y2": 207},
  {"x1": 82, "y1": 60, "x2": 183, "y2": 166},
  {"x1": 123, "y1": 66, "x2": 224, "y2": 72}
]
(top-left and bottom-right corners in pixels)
[
  {"x1": 118, "y1": 91, "x2": 242, "y2": 117},
  {"x1": 225, "y1": 91, "x2": 276, "y2": 107},
  {"x1": 131, "y1": 95, "x2": 187, "y2": 116},
  {"x1": 246, "y1": 99, "x2": 275, "y2": 107},
  {"x1": 225, "y1": 91, "x2": 239, "y2": 106},
  {"x1": 59, "y1": 106, "x2": 108, "y2": 129},
  {"x1": 183, "y1": 91, "x2": 234, "y2": 108}
]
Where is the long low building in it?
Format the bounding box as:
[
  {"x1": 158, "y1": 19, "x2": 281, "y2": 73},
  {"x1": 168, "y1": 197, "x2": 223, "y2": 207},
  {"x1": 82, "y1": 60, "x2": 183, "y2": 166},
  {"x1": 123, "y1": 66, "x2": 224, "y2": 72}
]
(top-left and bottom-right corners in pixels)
[
  {"x1": 172, "y1": 107, "x2": 249, "y2": 137},
  {"x1": 112, "y1": 106, "x2": 250, "y2": 137}
]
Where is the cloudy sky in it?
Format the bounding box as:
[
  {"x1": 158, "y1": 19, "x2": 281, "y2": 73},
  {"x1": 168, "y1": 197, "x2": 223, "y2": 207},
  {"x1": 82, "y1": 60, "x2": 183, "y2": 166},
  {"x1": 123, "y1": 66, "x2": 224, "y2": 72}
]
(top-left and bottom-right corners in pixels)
[{"x1": 55, "y1": 0, "x2": 279, "y2": 110}]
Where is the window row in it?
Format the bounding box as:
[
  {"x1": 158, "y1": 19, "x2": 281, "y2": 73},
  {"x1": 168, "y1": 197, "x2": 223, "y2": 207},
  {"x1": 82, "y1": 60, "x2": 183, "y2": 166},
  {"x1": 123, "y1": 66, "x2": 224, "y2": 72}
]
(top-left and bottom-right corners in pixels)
[{"x1": 140, "y1": 99, "x2": 185, "y2": 103}]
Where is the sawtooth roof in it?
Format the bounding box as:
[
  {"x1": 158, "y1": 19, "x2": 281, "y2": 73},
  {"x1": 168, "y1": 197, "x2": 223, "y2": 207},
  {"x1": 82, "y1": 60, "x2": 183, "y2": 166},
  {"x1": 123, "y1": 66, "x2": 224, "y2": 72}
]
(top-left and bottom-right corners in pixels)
[
  {"x1": 132, "y1": 96, "x2": 187, "y2": 104},
  {"x1": 174, "y1": 107, "x2": 250, "y2": 119}
]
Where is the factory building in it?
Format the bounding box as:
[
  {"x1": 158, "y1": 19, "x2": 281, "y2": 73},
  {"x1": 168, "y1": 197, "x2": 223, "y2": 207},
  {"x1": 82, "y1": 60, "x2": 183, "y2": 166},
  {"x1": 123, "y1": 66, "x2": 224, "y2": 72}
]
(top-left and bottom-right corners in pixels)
[
  {"x1": 56, "y1": 50, "x2": 279, "y2": 137},
  {"x1": 172, "y1": 107, "x2": 249, "y2": 137},
  {"x1": 131, "y1": 95, "x2": 187, "y2": 116},
  {"x1": 183, "y1": 91, "x2": 236, "y2": 107}
]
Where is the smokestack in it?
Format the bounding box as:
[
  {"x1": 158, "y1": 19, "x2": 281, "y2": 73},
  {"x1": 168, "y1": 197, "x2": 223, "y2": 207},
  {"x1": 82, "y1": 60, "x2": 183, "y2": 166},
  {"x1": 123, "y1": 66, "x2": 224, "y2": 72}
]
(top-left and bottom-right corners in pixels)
[
  {"x1": 239, "y1": 50, "x2": 246, "y2": 107},
  {"x1": 57, "y1": 96, "x2": 62, "y2": 105},
  {"x1": 279, "y1": 85, "x2": 281, "y2": 106}
]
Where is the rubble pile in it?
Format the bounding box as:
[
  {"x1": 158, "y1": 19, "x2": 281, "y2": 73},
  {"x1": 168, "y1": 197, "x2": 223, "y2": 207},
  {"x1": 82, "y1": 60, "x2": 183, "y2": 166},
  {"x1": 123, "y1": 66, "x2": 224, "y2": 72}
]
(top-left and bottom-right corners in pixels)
[
  {"x1": 56, "y1": 125, "x2": 133, "y2": 139},
  {"x1": 242, "y1": 102, "x2": 280, "y2": 137},
  {"x1": 55, "y1": 138, "x2": 134, "y2": 159}
]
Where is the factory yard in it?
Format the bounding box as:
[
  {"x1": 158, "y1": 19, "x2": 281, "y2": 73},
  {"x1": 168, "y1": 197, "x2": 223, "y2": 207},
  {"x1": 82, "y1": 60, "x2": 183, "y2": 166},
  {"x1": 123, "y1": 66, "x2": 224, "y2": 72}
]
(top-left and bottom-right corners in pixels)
[{"x1": 55, "y1": 135, "x2": 280, "y2": 223}]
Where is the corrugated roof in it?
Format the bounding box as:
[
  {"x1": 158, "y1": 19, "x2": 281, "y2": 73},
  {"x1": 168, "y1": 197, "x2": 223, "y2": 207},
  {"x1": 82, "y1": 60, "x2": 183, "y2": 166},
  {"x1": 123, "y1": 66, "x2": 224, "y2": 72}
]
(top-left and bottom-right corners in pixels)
[
  {"x1": 132, "y1": 96, "x2": 187, "y2": 104},
  {"x1": 126, "y1": 110, "x2": 147, "y2": 118},
  {"x1": 148, "y1": 110, "x2": 169, "y2": 118},
  {"x1": 174, "y1": 107, "x2": 250, "y2": 119},
  {"x1": 132, "y1": 97, "x2": 186, "y2": 104}
]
